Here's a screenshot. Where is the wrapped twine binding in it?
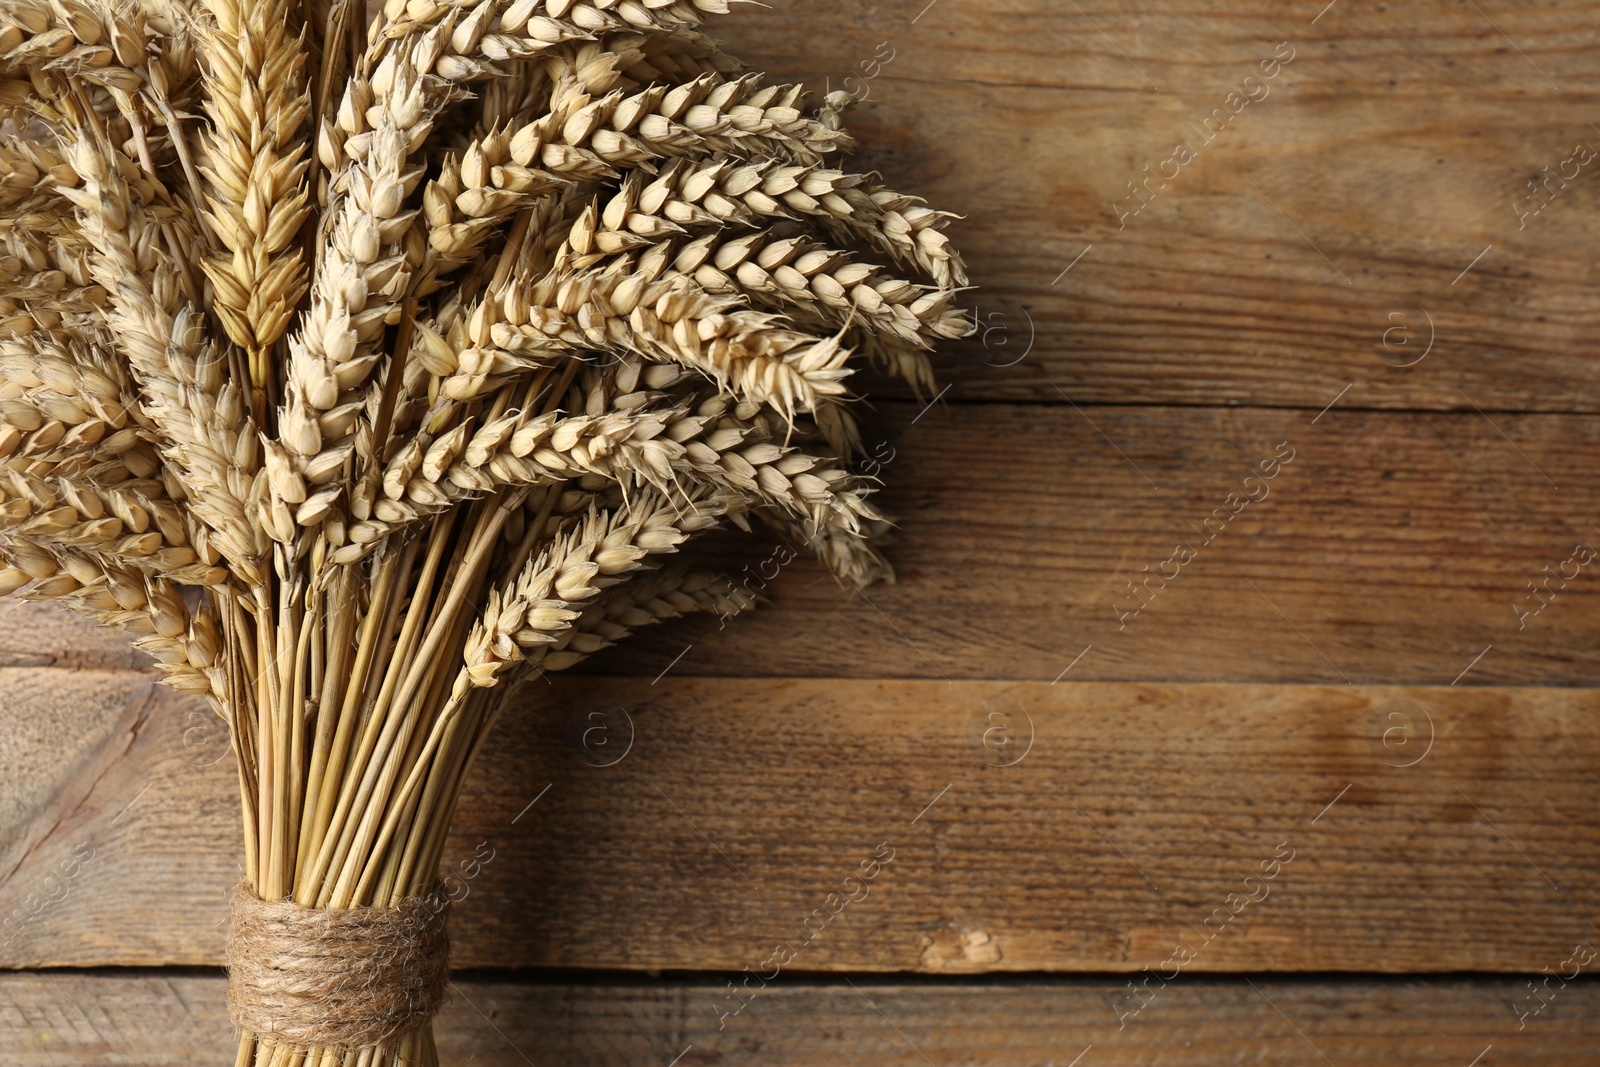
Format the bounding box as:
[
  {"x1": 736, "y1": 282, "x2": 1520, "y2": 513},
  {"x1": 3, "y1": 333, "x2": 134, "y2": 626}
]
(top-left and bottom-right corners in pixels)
[{"x1": 226, "y1": 884, "x2": 451, "y2": 1050}]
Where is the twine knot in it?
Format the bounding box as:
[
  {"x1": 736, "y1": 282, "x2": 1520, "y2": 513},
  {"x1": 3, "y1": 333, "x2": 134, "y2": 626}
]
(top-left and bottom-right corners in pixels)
[{"x1": 226, "y1": 883, "x2": 450, "y2": 1049}]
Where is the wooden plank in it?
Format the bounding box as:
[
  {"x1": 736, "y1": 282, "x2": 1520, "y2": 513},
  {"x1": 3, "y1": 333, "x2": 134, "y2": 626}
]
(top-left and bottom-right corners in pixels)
[
  {"x1": 0, "y1": 601, "x2": 148, "y2": 670},
  {"x1": 6, "y1": 404, "x2": 1600, "y2": 687},
  {"x1": 594, "y1": 402, "x2": 1600, "y2": 685},
  {"x1": 0, "y1": 670, "x2": 153, "y2": 892},
  {"x1": 4, "y1": 677, "x2": 1596, "y2": 972},
  {"x1": 716, "y1": 1, "x2": 1600, "y2": 409},
  {"x1": 5, "y1": 971, "x2": 1600, "y2": 1065}
]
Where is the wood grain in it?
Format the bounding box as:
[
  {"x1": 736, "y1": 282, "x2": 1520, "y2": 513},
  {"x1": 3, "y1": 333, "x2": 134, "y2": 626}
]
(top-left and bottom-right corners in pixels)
[
  {"x1": 0, "y1": 670, "x2": 153, "y2": 893},
  {"x1": 5, "y1": 3, "x2": 1598, "y2": 1058},
  {"x1": 0, "y1": 601, "x2": 149, "y2": 671},
  {"x1": 716, "y1": 1, "x2": 1600, "y2": 410},
  {"x1": 516, "y1": 402, "x2": 1600, "y2": 686},
  {"x1": 5, "y1": 404, "x2": 1600, "y2": 688},
  {"x1": 4, "y1": 971, "x2": 1599, "y2": 1065},
  {"x1": 4, "y1": 677, "x2": 1596, "y2": 973}
]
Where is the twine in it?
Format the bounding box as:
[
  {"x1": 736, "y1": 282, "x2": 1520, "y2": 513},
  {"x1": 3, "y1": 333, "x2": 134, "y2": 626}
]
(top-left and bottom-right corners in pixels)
[{"x1": 226, "y1": 883, "x2": 450, "y2": 1050}]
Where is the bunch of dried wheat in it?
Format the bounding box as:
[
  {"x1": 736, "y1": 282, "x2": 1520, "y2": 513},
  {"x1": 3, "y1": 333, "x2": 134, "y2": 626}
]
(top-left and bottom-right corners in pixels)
[{"x1": 0, "y1": 0, "x2": 971, "y2": 1062}]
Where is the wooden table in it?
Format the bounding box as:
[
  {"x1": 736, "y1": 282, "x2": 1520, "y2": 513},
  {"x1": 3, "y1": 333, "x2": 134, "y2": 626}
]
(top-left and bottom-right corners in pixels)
[{"x1": 5, "y1": 1, "x2": 1600, "y2": 1062}]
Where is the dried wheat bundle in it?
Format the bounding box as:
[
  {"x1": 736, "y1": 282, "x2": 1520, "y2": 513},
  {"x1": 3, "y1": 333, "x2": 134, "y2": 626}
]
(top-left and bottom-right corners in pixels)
[{"x1": 0, "y1": 0, "x2": 972, "y2": 1062}]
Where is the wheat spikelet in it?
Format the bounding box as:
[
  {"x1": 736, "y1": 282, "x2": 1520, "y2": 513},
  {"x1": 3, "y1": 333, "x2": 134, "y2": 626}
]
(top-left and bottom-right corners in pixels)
[
  {"x1": 760, "y1": 508, "x2": 896, "y2": 589},
  {"x1": 610, "y1": 25, "x2": 743, "y2": 85},
  {"x1": 673, "y1": 234, "x2": 966, "y2": 396},
  {"x1": 0, "y1": 141, "x2": 106, "y2": 330},
  {"x1": 0, "y1": 1, "x2": 143, "y2": 93},
  {"x1": 482, "y1": 68, "x2": 854, "y2": 183},
  {"x1": 672, "y1": 226, "x2": 963, "y2": 338},
  {"x1": 346, "y1": 351, "x2": 880, "y2": 560},
  {"x1": 601, "y1": 153, "x2": 965, "y2": 287},
  {"x1": 0, "y1": 468, "x2": 184, "y2": 554}
]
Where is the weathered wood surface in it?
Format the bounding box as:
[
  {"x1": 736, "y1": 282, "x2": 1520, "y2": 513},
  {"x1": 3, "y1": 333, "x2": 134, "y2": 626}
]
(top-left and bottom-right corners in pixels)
[
  {"x1": 597, "y1": 404, "x2": 1600, "y2": 686},
  {"x1": 7, "y1": 2, "x2": 1600, "y2": 1053},
  {"x1": 5, "y1": 971, "x2": 1599, "y2": 1066},
  {"x1": 6, "y1": 404, "x2": 1600, "y2": 687},
  {"x1": 0, "y1": 601, "x2": 150, "y2": 670},
  {"x1": 0, "y1": 670, "x2": 149, "y2": 890},
  {"x1": 715, "y1": 1, "x2": 1600, "y2": 410},
  {"x1": 4, "y1": 677, "x2": 1595, "y2": 972}
]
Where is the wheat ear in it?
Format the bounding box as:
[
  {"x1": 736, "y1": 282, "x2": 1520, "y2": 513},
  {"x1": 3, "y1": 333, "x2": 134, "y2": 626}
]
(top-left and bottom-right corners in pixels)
[
  {"x1": 0, "y1": 329, "x2": 157, "y2": 477},
  {"x1": 443, "y1": 232, "x2": 856, "y2": 426},
  {"x1": 196, "y1": 0, "x2": 313, "y2": 405},
  {"x1": 0, "y1": 538, "x2": 224, "y2": 699},
  {"x1": 460, "y1": 484, "x2": 716, "y2": 693},
  {"x1": 519, "y1": 563, "x2": 755, "y2": 672},
  {"x1": 60, "y1": 140, "x2": 267, "y2": 583}
]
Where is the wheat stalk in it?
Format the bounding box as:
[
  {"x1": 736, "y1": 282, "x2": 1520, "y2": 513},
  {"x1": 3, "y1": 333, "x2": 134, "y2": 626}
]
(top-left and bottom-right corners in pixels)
[{"x1": 0, "y1": 4, "x2": 974, "y2": 1063}]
